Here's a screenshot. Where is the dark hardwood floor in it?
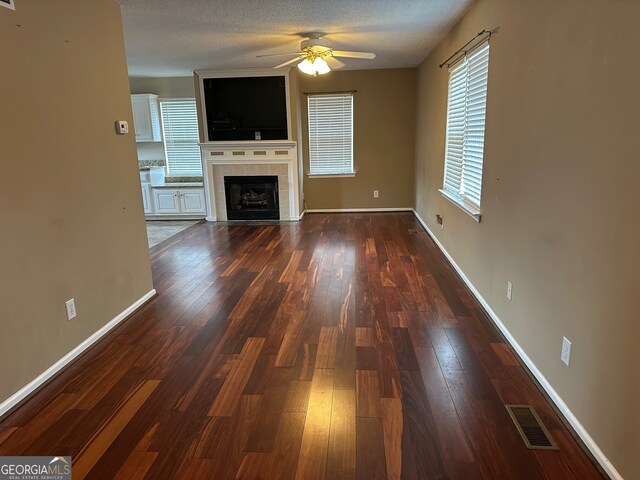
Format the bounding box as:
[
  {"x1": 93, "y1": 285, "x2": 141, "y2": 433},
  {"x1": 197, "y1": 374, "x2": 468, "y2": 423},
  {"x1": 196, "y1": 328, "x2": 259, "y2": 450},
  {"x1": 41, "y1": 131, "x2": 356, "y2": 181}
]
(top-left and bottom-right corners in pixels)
[{"x1": 0, "y1": 213, "x2": 603, "y2": 479}]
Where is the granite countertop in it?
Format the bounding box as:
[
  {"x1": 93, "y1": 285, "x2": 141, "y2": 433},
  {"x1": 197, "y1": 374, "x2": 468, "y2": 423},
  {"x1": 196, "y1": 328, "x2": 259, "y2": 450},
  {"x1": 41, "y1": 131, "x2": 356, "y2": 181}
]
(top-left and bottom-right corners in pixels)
[
  {"x1": 152, "y1": 182, "x2": 204, "y2": 188},
  {"x1": 139, "y1": 159, "x2": 166, "y2": 169}
]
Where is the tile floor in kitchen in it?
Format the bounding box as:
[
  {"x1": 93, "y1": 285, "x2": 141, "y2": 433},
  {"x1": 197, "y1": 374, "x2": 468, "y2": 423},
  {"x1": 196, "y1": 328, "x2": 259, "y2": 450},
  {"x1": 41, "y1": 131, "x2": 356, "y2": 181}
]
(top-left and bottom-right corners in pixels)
[{"x1": 145, "y1": 220, "x2": 200, "y2": 248}]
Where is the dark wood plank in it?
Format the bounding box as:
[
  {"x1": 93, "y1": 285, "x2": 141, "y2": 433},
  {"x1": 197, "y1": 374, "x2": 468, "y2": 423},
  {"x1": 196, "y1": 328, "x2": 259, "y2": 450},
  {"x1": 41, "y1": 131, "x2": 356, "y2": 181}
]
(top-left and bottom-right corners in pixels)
[
  {"x1": 355, "y1": 370, "x2": 381, "y2": 418},
  {"x1": 236, "y1": 452, "x2": 271, "y2": 479},
  {"x1": 113, "y1": 450, "x2": 158, "y2": 480},
  {"x1": 414, "y1": 346, "x2": 474, "y2": 462},
  {"x1": 327, "y1": 389, "x2": 356, "y2": 479},
  {"x1": 380, "y1": 397, "x2": 403, "y2": 480},
  {"x1": 208, "y1": 337, "x2": 265, "y2": 416},
  {"x1": 265, "y1": 412, "x2": 306, "y2": 480},
  {"x1": 295, "y1": 368, "x2": 334, "y2": 479},
  {"x1": 400, "y1": 369, "x2": 447, "y2": 479},
  {"x1": 73, "y1": 380, "x2": 160, "y2": 479},
  {"x1": 356, "y1": 417, "x2": 387, "y2": 480}
]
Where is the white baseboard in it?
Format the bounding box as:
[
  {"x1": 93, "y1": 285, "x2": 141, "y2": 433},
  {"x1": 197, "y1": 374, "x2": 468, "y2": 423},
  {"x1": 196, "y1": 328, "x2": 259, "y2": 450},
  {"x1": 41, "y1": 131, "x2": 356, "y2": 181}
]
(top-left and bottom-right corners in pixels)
[
  {"x1": 298, "y1": 210, "x2": 306, "y2": 220},
  {"x1": 305, "y1": 207, "x2": 414, "y2": 213},
  {"x1": 145, "y1": 215, "x2": 205, "y2": 221},
  {"x1": 0, "y1": 289, "x2": 157, "y2": 418},
  {"x1": 411, "y1": 209, "x2": 622, "y2": 480},
  {"x1": 205, "y1": 216, "x2": 216, "y2": 222}
]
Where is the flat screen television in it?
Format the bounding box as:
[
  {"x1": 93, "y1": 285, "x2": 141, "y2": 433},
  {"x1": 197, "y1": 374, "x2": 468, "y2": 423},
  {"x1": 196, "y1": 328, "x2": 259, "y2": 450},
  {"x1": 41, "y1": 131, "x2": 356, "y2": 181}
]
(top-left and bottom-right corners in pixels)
[{"x1": 203, "y1": 75, "x2": 288, "y2": 141}]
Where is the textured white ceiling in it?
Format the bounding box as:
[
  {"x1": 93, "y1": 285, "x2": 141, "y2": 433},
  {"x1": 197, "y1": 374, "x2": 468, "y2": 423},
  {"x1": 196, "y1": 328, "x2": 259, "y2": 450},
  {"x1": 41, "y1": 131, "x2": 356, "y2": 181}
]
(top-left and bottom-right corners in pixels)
[{"x1": 119, "y1": 0, "x2": 473, "y2": 77}]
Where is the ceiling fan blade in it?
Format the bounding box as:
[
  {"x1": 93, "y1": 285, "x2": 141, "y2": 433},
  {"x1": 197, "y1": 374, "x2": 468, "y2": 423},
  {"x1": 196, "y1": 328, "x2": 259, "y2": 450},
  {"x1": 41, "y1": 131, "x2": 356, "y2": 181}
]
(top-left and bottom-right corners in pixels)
[
  {"x1": 325, "y1": 56, "x2": 346, "y2": 70},
  {"x1": 331, "y1": 50, "x2": 376, "y2": 60},
  {"x1": 256, "y1": 52, "x2": 302, "y2": 58},
  {"x1": 274, "y1": 56, "x2": 304, "y2": 68}
]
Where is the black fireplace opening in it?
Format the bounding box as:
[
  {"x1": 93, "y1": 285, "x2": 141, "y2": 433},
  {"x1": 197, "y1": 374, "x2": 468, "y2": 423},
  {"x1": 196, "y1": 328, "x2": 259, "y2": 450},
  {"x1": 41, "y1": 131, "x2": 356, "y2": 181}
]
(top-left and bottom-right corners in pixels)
[{"x1": 224, "y1": 175, "x2": 280, "y2": 220}]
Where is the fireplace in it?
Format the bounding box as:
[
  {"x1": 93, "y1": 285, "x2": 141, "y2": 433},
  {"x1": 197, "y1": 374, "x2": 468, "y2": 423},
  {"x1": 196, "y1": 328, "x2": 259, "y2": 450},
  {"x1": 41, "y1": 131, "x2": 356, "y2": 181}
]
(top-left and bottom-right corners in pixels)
[{"x1": 224, "y1": 175, "x2": 280, "y2": 220}]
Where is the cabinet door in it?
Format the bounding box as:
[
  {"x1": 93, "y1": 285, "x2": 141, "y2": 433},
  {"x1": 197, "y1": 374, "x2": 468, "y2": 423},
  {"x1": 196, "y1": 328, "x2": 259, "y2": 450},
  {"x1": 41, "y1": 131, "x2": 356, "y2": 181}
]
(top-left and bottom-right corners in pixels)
[
  {"x1": 131, "y1": 96, "x2": 152, "y2": 141},
  {"x1": 131, "y1": 94, "x2": 162, "y2": 142},
  {"x1": 141, "y1": 184, "x2": 153, "y2": 214},
  {"x1": 152, "y1": 189, "x2": 181, "y2": 214},
  {"x1": 179, "y1": 189, "x2": 206, "y2": 214}
]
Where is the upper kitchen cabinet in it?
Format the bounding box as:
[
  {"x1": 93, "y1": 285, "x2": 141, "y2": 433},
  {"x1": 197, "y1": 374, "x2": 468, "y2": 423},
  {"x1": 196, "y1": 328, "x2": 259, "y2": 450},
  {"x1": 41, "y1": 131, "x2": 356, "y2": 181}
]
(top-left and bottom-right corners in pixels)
[{"x1": 131, "y1": 94, "x2": 162, "y2": 142}]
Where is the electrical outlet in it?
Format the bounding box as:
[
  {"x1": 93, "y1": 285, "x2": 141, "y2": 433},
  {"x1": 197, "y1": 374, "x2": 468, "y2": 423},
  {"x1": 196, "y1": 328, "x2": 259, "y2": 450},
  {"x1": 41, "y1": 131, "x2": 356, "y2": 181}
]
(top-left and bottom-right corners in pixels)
[
  {"x1": 373, "y1": 190, "x2": 379, "y2": 198},
  {"x1": 436, "y1": 214, "x2": 444, "y2": 230},
  {"x1": 65, "y1": 298, "x2": 77, "y2": 320},
  {"x1": 561, "y1": 337, "x2": 572, "y2": 366},
  {"x1": 507, "y1": 281, "x2": 513, "y2": 300}
]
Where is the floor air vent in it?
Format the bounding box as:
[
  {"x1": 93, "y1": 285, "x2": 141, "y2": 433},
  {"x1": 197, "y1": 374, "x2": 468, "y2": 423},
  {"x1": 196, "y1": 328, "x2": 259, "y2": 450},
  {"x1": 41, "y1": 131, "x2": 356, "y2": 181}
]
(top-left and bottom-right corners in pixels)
[
  {"x1": 505, "y1": 405, "x2": 558, "y2": 450},
  {"x1": 408, "y1": 228, "x2": 418, "y2": 235}
]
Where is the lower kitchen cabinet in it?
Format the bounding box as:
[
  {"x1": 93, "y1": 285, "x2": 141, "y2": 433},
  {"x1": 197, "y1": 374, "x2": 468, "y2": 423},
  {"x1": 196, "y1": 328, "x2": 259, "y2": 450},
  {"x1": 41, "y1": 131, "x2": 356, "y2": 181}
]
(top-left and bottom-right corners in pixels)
[
  {"x1": 180, "y1": 189, "x2": 206, "y2": 214},
  {"x1": 152, "y1": 189, "x2": 181, "y2": 214},
  {"x1": 151, "y1": 188, "x2": 206, "y2": 216}
]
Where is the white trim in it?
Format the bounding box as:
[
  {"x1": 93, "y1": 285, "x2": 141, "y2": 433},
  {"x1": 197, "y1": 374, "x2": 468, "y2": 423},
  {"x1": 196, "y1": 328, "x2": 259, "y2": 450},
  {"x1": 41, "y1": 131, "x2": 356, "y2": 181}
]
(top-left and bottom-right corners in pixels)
[
  {"x1": 145, "y1": 216, "x2": 205, "y2": 221},
  {"x1": 307, "y1": 172, "x2": 356, "y2": 178},
  {"x1": 0, "y1": 0, "x2": 15, "y2": 10},
  {"x1": 306, "y1": 208, "x2": 413, "y2": 213},
  {"x1": 411, "y1": 209, "x2": 622, "y2": 480},
  {"x1": 298, "y1": 210, "x2": 306, "y2": 220},
  {"x1": 439, "y1": 189, "x2": 482, "y2": 222},
  {"x1": 198, "y1": 141, "x2": 296, "y2": 150},
  {"x1": 0, "y1": 289, "x2": 157, "y2": 418}
]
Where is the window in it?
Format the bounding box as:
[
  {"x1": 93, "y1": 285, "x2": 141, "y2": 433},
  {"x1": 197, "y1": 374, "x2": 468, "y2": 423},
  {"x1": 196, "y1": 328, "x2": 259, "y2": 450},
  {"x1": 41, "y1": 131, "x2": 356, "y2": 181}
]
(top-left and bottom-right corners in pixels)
[
  {"x1": 441, "y1": 42, "x2": 490, "y2": 219},
  {"x1": 307, "y1": 93, "x2": 354, "y2": 176},
  {"x1": 159, "y1": 98, "x2": 202, "y2": 176}
]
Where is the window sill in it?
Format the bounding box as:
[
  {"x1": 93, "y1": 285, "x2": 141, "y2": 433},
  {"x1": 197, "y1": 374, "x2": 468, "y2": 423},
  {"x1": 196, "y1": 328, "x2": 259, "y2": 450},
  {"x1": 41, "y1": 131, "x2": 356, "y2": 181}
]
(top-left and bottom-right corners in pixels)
[
  {"x1": 438, "y1": 189, "x2": 482, "y2": 222},
  {"x1": 307, "y1": 172, "x2": 357, "y2": 178}
]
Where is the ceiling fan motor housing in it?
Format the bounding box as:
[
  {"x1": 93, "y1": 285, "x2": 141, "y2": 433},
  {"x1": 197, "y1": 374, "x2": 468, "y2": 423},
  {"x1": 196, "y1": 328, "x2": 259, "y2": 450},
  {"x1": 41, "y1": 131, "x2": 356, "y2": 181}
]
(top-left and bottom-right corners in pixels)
[{"x1": 301, "y1": 37, "x2": 331, "y2": 54}]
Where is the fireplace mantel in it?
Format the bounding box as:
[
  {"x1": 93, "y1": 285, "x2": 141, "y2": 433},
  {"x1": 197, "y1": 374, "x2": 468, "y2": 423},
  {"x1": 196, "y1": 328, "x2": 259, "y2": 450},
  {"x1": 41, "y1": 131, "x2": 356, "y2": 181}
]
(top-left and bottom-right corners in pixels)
[{"x1": 200, "y1": 141, "x2": 301, "y2": 221}]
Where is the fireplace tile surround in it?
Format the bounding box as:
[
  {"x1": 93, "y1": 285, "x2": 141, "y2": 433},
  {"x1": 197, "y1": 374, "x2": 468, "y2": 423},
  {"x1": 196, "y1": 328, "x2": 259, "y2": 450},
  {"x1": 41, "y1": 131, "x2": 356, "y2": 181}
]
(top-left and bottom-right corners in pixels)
[
  {"x1": 213, "y1": 164, "x2": 288, "y2": 221},
  {"x1": 200, "y1": 141, "x2": 301, "y2": 222}
]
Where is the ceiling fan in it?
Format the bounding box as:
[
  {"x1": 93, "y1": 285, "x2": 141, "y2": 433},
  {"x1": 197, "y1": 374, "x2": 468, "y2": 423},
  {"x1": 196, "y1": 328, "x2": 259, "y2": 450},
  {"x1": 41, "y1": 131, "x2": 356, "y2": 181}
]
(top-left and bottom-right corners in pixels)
[{"x1": 257, "y1": 33, "x2": 376, "y2": 76}]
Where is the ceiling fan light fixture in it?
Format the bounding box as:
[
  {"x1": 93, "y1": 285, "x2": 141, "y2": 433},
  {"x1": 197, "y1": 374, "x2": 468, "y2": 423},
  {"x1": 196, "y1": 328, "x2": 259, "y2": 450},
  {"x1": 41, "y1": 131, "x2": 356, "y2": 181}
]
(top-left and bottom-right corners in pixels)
[{"x1": 297, "y1": 57, "x2": 330, "y2": 76}]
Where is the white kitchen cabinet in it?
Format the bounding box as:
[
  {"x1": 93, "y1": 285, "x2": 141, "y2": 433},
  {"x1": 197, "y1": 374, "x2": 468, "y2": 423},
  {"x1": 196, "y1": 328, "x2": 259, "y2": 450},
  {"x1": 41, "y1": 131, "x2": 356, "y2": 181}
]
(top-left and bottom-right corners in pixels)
[
  {"x1": 180, "y1": 189, "x2": 206, "y2": 214},
  {"x1": 131, "y1": 94, "x2": 162, "y2": 142},
  {"x1": 141, "y1": 183, "x2": 153, "y2": 214},
  {"x1": 152, "y1": 189, "x2": 181, "y2": 214},
  {"x1": 151, "y1": 187, "x2": 206, "y2": 216}
]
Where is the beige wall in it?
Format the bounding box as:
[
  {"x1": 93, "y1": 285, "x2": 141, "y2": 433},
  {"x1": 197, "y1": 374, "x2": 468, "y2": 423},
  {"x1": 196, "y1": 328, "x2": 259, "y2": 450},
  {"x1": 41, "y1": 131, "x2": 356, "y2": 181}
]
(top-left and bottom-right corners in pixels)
[
  {"x1": 414, "y1": 0, "x2": 640, "y2": 477},
  {"x1": 0, "y1": 1, "x2": 153, "y2": 403},
  {"x1": 129, "y1": 76, "x2": 195, "y2": 98},
  {"x1": 299, "y1": 68, "x2": 416, "y2": 210},
  {"x1": 129, "y1": 76, "x2": 196, "y2": 162}
]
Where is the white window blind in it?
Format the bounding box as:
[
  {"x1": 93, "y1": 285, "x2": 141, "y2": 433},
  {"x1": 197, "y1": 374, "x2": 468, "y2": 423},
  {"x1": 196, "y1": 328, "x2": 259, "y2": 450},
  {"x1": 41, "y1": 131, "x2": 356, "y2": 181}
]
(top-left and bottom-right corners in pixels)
[
  {"x1": 442, "y1": 42, "x2": 490, "y2": 212},
  {"x1": 160, "y1": 99, "x2": 202, "y2": 176},
  {"x1": 307, "y1": 93, "x2": 354, "y2": 175}
]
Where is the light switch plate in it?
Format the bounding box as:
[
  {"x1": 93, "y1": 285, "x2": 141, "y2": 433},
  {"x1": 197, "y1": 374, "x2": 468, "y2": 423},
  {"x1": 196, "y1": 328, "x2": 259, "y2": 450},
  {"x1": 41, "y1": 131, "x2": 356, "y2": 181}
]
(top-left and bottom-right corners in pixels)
[{"x1": 116, "y1": 120, "x2": 129, "y2": 134}]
